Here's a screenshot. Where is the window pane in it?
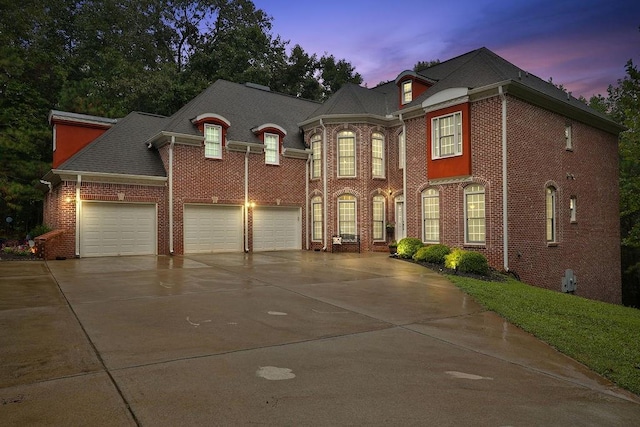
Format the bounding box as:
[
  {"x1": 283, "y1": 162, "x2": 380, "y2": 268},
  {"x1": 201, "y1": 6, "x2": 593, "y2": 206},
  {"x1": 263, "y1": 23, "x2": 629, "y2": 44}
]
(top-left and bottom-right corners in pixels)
[
  {"x1": 423, "y1": 189, "x2": 439, "y2": 242},
  {"x1": 432, "y1": 112, "x2": 462, "y2": 158},
  {"x1": 373, "y1": 196, "x2": 384, "y2": 240},
  {"x1": 465, "y1": 185, "x2": 485, "y2": 243},
  {"x1": 338, "y1": 132, "x2": 355, "y2": 176},
  {"x1": 265, "y1": 133, "x2": 278, "y2": 164},
  {"x1": 205, "y1": 125, "x2": 221, "y2": 158},
  {"x1": 546, "y1": 187, "x2": 556, "y2": 241},
  {"x1": 372, "y1": 133, "x2": 384, "y2": 178},
  {"x1": 311, "y1": 136, "x2": 321, "y2": 178},
  {"x1": 398, "y1": 132, "x2": 405, "y2": 169},
  {"x1": 338, "y1": 195, "x2": 356, "y2": 235},
  {"x1": 312, "y1": 197, "x2": 322, "y2": 241}
]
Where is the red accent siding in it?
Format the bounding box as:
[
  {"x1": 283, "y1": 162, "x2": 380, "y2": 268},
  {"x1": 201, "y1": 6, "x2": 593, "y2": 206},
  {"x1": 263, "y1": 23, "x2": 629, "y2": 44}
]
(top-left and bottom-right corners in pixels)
[
  {"x1": 52, "y1": 122, "x2": 110, "y2": 168},
  {"x1": 397, "y1": 77, "x2": 431, "y2": 108},
  {"x1": 426, "y1": 103, "x2": 472, "y2": 179}
]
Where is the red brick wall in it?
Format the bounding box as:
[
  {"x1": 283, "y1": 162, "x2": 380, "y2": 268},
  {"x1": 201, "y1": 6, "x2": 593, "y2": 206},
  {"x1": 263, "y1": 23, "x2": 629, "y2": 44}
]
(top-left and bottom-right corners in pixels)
[
  {"x1": 44, "y1": 180, "x2": 168, "y2": 258},
  {"x1": 304, "y1": 124, "x2": 402, "y2": 252},
  {"x1": 166, "y1": 143, "x2": 308, "y2": 254},
  {"x1": 506, "y1": 97, "x2": 621, "y2": 303}
]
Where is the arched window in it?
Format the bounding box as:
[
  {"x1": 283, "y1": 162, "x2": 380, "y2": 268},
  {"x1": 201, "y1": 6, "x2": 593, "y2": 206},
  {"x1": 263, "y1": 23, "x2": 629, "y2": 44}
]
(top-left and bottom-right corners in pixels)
[
  {"x1": 422, "y1": 189, "x2": 439, "y2": 242},
  {"x1": 372, "y1": 132, "x2": 385, "y2": 178},
  {"x1": 337, "y1": 131, "x2": 356, "y2": 177},
  {"x1": 338, "y1": 194, "x2": 357, "y2": 234},
  {"x1": 311, "y1": 196, "x2": 322, "y2": 242},
  {"x1": 372, "y1": 195, "x2": 385, "y2": 241},
  {"x1": 546, "y1": 186, "x2": 556, "y2": 242},
  {"x1": 464, "y1": 185, "x2": 485, "y2": 244}
]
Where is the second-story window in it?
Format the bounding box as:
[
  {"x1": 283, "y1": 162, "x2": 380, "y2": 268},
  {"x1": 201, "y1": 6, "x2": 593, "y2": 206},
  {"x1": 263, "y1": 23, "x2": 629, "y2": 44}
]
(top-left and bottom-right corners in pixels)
[
  {"x1": 402, "y1": 80, "x2": 412, "y2": 104},
  {"x1": 311, "y1": 134, "x2": 321, "y2": 179},
  {"x1": 337, "y1": 131, "x2": 356, "y2": 177},
  {"x1": 204, "y1": 124, "x2": 222, "y2": 159},
  {"x1": 372, "y1": 132, "x2": 384, "y2": 178},
  {"x1": 264, "y1": 132, "x2": 279, "y2": 165},
  {"x1": 432, "y1": 112, "x2": 463, "y2": 159}
]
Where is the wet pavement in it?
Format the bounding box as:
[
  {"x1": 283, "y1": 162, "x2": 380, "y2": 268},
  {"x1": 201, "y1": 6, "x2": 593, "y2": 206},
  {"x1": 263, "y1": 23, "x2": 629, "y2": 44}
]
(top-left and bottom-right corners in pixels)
[{"x1": 1, "y1": 251, "x2": 639, "y2": 425}]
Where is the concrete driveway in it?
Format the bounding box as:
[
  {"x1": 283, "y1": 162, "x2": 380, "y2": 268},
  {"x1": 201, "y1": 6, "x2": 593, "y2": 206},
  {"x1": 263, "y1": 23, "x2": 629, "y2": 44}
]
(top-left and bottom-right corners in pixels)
[{"x1": 1, "y1": 251, "x2": 639, "y2": 426}]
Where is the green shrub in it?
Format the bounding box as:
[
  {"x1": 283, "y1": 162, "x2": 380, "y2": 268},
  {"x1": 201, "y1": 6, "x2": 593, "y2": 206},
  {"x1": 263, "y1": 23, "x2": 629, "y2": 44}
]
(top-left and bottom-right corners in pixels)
[
  {"x1": 444, "y1": 248, "x2": 464, "y2": 270},
  {"x1": 29, "y1": 224, "x2": 51, "y2": 238},
  {"x1": 412, "y1": 246, "x2": 429, "y2": 261},
  {"x1": 397, "y1": 237, "x2": 423, "y2": 259},
  {"x1": 416, "y1": 244, "x2": 451, "y2": 264},
  {"x1": 458, "y1": 251, "x2": 490, "y2": 276}
]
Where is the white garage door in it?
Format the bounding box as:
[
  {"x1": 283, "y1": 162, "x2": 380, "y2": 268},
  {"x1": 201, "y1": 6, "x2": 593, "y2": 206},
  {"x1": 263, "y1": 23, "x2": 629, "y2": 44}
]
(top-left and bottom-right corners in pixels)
[
  {"x1": 253, "y1": 207, "x2": 301, "y2": 251},
  {"x1": 184, "y1": 204, "x2": 243, "y2": 253},
  {"x1": 81, "y1": 202, "x2": 156, "y2": 257}
]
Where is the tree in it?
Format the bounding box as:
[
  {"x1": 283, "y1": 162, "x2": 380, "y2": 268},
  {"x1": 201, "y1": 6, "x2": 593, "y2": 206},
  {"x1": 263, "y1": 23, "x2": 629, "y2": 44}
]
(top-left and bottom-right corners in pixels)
[
  {"x1": 413, "y1": 59, "x2": 440, "y2": 72},
  {"x1": 318, "y1": 54, "x2": 363, "y2": 100}
]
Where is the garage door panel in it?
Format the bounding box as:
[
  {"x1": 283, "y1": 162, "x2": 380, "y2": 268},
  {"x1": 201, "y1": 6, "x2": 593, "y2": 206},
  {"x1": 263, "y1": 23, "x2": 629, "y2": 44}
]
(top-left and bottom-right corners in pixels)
[
  {"x1": 253, "y1": 208, "x2": 301, "y2": 251},
  {"x1": 81, "y1": 202, "x2": 156, "y2": 257},
  {"x1": 184, "y1": 205, "x2": 243, "y2": 253}
]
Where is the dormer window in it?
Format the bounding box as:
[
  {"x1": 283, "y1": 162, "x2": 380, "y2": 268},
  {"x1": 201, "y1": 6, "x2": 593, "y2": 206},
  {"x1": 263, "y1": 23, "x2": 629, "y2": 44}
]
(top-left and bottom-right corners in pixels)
[
  {"x1": 192, "y1": 113, "x2": 231, "y2": 160},
  {"x1": 204, "y1": 124, "x2": 222, "y2": 159},
  {"x1": 252, "y1": 123, "x2": 287, "y2": 166},
  {"x1": 264, "y1": 132, "x2": 279, "y2": 165},
  {"x1": 402, "y1": 80, "x2": 412, "y2": 104}
]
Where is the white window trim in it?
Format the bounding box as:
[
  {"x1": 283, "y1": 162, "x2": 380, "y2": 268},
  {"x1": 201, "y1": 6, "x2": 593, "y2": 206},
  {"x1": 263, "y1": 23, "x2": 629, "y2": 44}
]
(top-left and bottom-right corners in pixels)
[
  {"x1": 565, "y1": 125, "x2": 573, "y2": 151},
  {"x1": 372, "y1": 132, "x2": 385, "y2": 178},
  {"x1": 372, "y1": 195, "x2": 385, "y2": 241},
  {"x1": 311, "y1": 196, "x2": 323, "y2": 241},
  {"x1": 432, "y1": 111, "x2": 463, "y2": 159},
  {"x1": 204, "y1": 123, "x2": 222, "y2": 159},
  {"x1": 52, "y1": 124, "x2": 57, "y2": 152},
  {"x1": 464, "y1": 184, "x2": 486, "y2": 245},
  {"x1": 311, "y1": 135, "x2": 321, "y2": 179},
  {"x1": 546, "y1": 187, "x2": 557, "y2": 242},
  {"x1": 264, "y1": 132, "x2": 280, "y2": 165},
  {"x1": 337, "y1": 131, "x2": 356, "y2": 178},
  {"x1": 570, "y1": 196, "x2": 577, "y2": 223},
  {"x1": 402, "y1": 80, "x2": 412, "y2": 104},
  {"x1": 338, "y1": 195, "x2": 357, "y2": 235},
  {"x1": 422, "y1": 189, "x2": 439, "y2": 243}
]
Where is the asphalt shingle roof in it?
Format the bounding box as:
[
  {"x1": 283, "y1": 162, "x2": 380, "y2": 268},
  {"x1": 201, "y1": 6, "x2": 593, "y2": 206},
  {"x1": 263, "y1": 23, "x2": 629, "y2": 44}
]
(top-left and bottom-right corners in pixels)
[
  {"x1": 162, "y1": 80, "x2": 320, "y2": 149},
  {"x1": 58, "y1": 111, "x2": 168, "y2": 176}
]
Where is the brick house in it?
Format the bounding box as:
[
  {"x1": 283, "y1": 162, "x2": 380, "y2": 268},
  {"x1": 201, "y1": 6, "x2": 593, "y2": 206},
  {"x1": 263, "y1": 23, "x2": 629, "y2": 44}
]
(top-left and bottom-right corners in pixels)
[{"x1": 40, "y1": 47, "x2": 623, "y2": 303}]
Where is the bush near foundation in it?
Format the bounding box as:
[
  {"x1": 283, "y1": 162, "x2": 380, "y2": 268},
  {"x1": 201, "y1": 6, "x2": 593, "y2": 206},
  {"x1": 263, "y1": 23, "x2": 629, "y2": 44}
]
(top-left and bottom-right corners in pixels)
[
  {"x1": 396, "y1": 237, "x2": 424, "y2": 259},
  {"x1": 445, "y1": 248, "x2": 489, "y2": 276},
  {"x1": 414, "y1": 244, "x2": 451, "y2": 264}
]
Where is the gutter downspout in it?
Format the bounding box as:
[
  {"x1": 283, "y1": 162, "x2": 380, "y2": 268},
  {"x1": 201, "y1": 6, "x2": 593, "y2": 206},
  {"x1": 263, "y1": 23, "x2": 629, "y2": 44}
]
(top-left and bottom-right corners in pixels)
[
  {"x1": 499, "y1": 86, "x2": 509, "y2": 272},
  {"x1": 169, "y1": 136, "x2": 175, "y2": 254},
  {"x1": 399, "y1": 113, "x2": 407, "y2": 240},
  {"x1": 244, "y1": 146, "x2": 250, "y2": 252},
  {"x1": 305, "y1": 153, "x2": 311, "y2": 250},
  {"x1": 75, "y1": 174, "x2": 81, "y2": 257},
  {"x1": 321, "y1": 118, "x2": 328, "y2": 251}
]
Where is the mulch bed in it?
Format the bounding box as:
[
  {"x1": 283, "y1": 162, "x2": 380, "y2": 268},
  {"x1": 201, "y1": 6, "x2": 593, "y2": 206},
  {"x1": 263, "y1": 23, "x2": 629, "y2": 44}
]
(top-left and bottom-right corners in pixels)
[{"x1": 391, "y1": 255, "x2": 508, "y2": 282}]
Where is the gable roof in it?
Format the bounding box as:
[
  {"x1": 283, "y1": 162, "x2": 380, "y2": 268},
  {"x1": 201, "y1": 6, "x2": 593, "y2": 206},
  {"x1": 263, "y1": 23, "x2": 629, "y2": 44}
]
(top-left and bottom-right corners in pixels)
[
  {"x1": 56, "y1": 111, "x2": 168, "y2": 177},
  {"x1": 160, "y1": 80, "x2": 320, "y2": 149}
]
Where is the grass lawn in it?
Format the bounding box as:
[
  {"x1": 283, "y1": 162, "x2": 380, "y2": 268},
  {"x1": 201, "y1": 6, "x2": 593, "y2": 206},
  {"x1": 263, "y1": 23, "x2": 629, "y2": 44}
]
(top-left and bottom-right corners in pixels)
[{"x1": 446, "y1": 275, "x2": 640, "y2": 396}]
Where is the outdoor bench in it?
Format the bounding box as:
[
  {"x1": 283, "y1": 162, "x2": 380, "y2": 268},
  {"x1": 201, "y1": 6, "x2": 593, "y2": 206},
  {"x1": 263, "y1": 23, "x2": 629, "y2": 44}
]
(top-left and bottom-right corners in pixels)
[{"x1": 331, "y1": 234, "x2": 361, "y2": 253}]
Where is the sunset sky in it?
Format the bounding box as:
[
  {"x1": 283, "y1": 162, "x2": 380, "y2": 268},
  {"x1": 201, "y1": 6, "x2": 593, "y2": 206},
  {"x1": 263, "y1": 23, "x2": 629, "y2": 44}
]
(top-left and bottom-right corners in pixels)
[{"x1": 253, "y1": 0, "x2": 639, "y2": 99}]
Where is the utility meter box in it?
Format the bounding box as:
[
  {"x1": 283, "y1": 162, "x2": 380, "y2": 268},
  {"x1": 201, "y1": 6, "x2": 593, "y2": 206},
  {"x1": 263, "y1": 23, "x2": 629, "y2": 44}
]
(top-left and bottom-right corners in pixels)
[{"x1": 561, "y1": 269, "x2": 577, "y2": 293}]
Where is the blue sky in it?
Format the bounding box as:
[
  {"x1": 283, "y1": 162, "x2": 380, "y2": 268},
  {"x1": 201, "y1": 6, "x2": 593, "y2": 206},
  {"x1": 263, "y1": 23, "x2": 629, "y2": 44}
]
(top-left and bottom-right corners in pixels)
[{"x1": 253, "y1": 0, "x2": 639, "y2": 99}]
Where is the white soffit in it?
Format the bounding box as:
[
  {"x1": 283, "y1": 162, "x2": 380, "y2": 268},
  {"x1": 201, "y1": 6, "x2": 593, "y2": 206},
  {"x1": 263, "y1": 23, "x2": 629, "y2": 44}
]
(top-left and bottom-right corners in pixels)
[{"x1": 422, "y1": 87, "x2": 469, "y2": 109}]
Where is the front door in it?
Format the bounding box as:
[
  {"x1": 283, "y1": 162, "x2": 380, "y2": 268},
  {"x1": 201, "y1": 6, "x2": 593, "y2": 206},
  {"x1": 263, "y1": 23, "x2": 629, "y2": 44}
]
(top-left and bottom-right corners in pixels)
[{"x1": 395, "y1": 197, "x2": 405, "y2": 241}]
